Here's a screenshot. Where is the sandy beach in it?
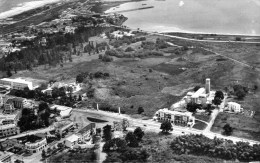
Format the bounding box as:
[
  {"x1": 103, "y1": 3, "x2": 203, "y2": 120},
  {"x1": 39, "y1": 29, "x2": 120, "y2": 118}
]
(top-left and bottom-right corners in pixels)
[{"x1": 0, "y1": 0, "x2": 62, "y2": 19}]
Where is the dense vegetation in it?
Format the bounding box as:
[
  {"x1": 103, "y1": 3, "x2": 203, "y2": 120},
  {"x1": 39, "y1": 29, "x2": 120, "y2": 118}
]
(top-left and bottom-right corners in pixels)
[
  {"x1": 103, "y1": 127, "x2": 150, "y2": 162},
  {"x1": 1, "y1": 26, "x2": 112, "y2": 74},
  {"x1": 171, "y1": 134, "x2": 260, "y2": 162}
]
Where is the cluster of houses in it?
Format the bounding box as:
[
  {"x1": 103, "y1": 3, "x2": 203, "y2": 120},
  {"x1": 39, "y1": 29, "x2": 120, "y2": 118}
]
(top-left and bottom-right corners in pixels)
[{"x1": 0, "y1": 96, "x2": 35, "y2": 138}]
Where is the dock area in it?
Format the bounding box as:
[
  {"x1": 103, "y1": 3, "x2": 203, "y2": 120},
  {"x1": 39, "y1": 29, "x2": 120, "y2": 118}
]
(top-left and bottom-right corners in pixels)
[{"x1": 107, "y1": 6, "x2": 154, "y2": 14}]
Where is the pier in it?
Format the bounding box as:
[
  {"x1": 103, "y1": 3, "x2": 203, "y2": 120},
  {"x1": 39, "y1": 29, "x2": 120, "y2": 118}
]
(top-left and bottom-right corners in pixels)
[{"x1": 107, "y1": 6, "x2": 154, "y2": 14}]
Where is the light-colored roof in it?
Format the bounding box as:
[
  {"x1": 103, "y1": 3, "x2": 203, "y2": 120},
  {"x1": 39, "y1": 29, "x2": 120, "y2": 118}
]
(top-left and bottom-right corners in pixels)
[
  {"x1": 66, "y1": 134, "x2": 80, "y2": 142},
  {"x1": 157, "y1": 108, "x2": 193, "y2": 117},
  {"x1": 50, "y1": 105, "x2": 72, "y2": 111},
  {"x1": 0, "y1": 78, "x2": 32, "y2": 85},
  {"x1": 191, "y1": 88, "x2": 206, "y2": 98},
  {"x1": 0, "y1": 124, "x2": 16, "y2": 130},
  {"x1": 50, "y1": 105, "x2": 72, "y2": 118},
  {"x1": 228, "y1": 102, "x2": 241, "y2": 106}
]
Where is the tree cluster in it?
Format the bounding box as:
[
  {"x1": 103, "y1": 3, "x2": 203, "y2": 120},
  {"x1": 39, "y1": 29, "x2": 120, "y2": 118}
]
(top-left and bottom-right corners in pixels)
[
  {"x1": 18, "y1": 102, "x2": 50, "y2": 132},
  {"x1": 233, "y1": 84, "x2": 248, "y2": 100},
  {"x1": 110, "y1": 35, "x2": 146, "y2": 48},
  {"x1": 10, "y1": 86, "x2": 81, "y2": 108},
  {"x1": 0, "y1": 26, "x2": 109, "y2": 72},
  {"x1": 171, "y1": 134, "x2": 260, "y2": 162},
  {"x1": 76, "y1": 71, "x2": 110, "y2": 83},
  {"x1": 160, "y1": 121, "x2": 173, "y2": 134}
]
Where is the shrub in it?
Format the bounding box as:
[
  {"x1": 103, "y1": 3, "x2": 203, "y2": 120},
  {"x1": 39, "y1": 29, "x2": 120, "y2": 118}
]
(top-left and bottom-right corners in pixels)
[
  {"x1": 125, "y1": 47, "x2": 135, "y2": 52},
  {"x1": 105, "y1": 49, "x2": 118, "y2": 56},
  {"x1": 102, "y1": 55, "x2": 113, "y2": 62}
]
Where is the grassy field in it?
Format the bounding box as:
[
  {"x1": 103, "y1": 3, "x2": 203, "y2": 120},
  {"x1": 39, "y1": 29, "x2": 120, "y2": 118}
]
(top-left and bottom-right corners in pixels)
[
  {"x1": 192, "y1": 120, "x2": 208, "y2": 130},
  {"x1": 139, "y1": 132, "x2": 224, "y2": 163},
  {"x1": 211, "y1": 112, "x2": 260, "y2": 141},
  {"x1": 194, "y1": 114, "x2": 211, "y2": 122}
]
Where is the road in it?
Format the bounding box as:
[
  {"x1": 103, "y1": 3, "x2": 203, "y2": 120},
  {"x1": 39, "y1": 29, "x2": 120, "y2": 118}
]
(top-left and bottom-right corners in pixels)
[
  {"x1": 73, "y1": 108, "x2": 260, "y2": 145},
  {"x1": 0, "y1": 126, "x2": 55, "y2": 142},
  {"x1": 112, "y1": 25, "x2": 260, "y2": 44}
]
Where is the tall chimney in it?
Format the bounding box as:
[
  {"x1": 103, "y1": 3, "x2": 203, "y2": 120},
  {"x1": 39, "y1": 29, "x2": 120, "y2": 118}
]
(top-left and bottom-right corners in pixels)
[
  {"x1": 97, "y1": 103, "x2": 99, "y2": 111},
  {"x1": 118, "y1": 107, "x2": 121, "y2": 115},
  {"x1": 206, "y1": 78, "x2": 210, "y2": 94}
]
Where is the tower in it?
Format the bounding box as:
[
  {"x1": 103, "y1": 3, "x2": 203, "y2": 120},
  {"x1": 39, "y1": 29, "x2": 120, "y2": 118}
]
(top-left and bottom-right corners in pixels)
[{"x1": 205, "y1": 78, "x2": 210, "y2": 94}]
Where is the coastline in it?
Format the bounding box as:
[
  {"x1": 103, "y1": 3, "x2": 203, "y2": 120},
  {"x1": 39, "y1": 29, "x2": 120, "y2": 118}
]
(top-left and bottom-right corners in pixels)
[
  {"x1": 0, "y1": 0, "x2": 63, "y2": 20},
  {"x1": 1, "y1": 0, "x2": 259, "y2": 39}
]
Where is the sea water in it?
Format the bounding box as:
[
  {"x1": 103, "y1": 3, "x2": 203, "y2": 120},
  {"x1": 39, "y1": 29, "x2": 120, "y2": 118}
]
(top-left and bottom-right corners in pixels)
[{"x1": 106, "y1": 0, "x2": 260, "y2": 35}]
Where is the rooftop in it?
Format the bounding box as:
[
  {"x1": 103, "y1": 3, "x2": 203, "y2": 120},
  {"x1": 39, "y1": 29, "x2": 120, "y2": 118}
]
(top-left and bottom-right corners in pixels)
[
  {"x1": 157, "y1": 108, "x2": 193, "y2": 117},
  {"x1": 66, "y1": 134, "x2": 80, "y2": 142},
  {"x1": 78, "y1": 123, "x2": 95, "y2": 135}
]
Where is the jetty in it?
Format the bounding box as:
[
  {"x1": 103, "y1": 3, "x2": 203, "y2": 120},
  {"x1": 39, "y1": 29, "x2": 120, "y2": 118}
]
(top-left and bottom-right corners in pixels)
[{"x1": 107, "y1": 6, "x2": 154, "y2": 14}]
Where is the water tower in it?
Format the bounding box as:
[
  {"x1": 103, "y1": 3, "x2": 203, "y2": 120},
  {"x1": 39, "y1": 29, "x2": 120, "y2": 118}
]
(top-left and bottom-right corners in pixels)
[{"x1": 205, "y1": 78, "x2": 210, "y2": 94}]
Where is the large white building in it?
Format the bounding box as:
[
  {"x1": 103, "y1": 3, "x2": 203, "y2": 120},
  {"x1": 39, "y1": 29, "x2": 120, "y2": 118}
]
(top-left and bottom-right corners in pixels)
[
  {"x1": 25, "y1": 134, "x2": 47, "y2": 153},
  {"x1": 226, "y1": 102, "x2": 243, "y2": 113},
  {"x1": 50, "y1": 105, "x2": 72, "y2": 118},
  {"x1": 184, "y1": 78, "x2": 217, "y2": 105},
  {"x1": 153, "y1": 108, "x2": 195, "y2": 127},
  {"x1": 0, "y1": 78, "x2": 35, "y2": 90},
  {"x1": 0, "y1": 124, "x2": 20, "y2": 138}
]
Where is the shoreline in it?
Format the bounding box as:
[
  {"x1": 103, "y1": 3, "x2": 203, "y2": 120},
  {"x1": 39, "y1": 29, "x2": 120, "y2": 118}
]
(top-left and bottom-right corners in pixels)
[
  {"x1": 1, "y1": 0, "x2": 259, "y2": 38},
  {"x1": 0, "y1": 0, "x2": 63, "y2": 20}
]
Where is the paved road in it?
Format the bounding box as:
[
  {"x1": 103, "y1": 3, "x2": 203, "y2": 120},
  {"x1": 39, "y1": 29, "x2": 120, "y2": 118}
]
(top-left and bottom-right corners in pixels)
[
  {"x1": 73, "y1": 108, "x2": 260, "y2": 145},
  {"x1": 113, "y1": 25, "x2": 260, "y2": 44},
  {"x1": 0, "y1": 126, "x2": 55, "y2": 142}
]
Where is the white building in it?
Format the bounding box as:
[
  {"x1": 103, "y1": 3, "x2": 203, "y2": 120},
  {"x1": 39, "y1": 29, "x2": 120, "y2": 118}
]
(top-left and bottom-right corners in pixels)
[
  {"x1": 50, "y1": 105, "x2": 72, "y2": 118},
  {"x1": 0, "y1": 151, "x2": 12, "y2": 163},
  {"x1": 25, "y1": 134, "x2": 47, "y2": 153},
  {"x1": 0, "y1": 113, "x2": 19, "y2": 126},
  {"x1": 153, "y1": 108, "x2": 195, "y2": 127},
  {"x1": 0, "y1": 124, "x2": 20, "y2": 138},
  {"x1": 0, "y1": 78, "x2": 36, "y2": 90},
  {"x1": 65, "y1": 134, "x2": 80, "y2": 148},
  {"x1": 227, "y1": 102, "x2": 243, "y2": 113}
]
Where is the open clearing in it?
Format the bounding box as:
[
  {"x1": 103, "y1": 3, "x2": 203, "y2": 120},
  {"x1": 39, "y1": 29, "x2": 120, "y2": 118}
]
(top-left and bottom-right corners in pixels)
[{"x1": 12, "y1": 34, "x2": 260, "y2": 140}]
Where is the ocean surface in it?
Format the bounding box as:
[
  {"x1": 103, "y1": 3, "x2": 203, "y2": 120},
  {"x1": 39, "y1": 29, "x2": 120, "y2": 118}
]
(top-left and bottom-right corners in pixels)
[
  {"x1": 106, "y1": 0, "x2": 260, "y2": 35},
  {"x1": 0, "y1": 0, "x2": 61, "y2": 19}
]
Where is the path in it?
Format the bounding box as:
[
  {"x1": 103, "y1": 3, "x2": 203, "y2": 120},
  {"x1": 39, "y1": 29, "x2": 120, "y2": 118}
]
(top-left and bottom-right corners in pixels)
[
  {"x1": 73, "y1": 108, "x2": 260, "y2": 145},
  {"x1": 0, "y1": 126, "x2": 55, "y2": 142}
]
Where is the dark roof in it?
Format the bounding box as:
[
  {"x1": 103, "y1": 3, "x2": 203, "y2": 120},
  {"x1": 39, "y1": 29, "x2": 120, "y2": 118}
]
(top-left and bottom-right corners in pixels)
[{"x1": 78, "y1": 123, "x2": 95, "y2": 135}]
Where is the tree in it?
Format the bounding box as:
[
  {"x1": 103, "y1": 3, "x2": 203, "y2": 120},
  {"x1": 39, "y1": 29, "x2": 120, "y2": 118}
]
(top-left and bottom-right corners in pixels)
[
  {"x1": 78, "y1": 95, "x2": 82, "y2": 101},
  {"x1": 160, "y1": 121, "x2": 172, "y2": 134},
  {"x1": 38, "y1": 102, "x2": 49, "y2": 113},
  {"x1": 103, "y1": 138, "x2": 127, "y2": 152},
  {"x1": 223, "y1": 124, "x2": 233, "y2": 136},
  {"x1": 122, "y1": 118, "x2": 129, "y2": 131},
  {"x1": 215, "y1": 90, "x2": 224, "y2": 100},
  {"x1": 134, "y1": 127, "x2": 144, "y2": 141},
  {"x1": 139, "y1": 149, "x2": 150, "y2": 161},
  {"x1": 103, "y1": 125, "x2": 112, "y2": 141},
  {"x1": 6, "y1": 69, "x2": 12, "y2": 77},
  {"x1": 235, "y1": 89, "x2": 246, "y2": 100},
  {"x1": 212, "y1": 97, "x2": 222, "y2": 107},
  {"x1": 137, "y1": 107, "x2": 144, "y2": 114},
  {"x1": 125, "y1": 132, "x2": 139, "y2": 147},
  {"x1": 186, "y1": 102, "x2": 199, "y2": 113},
  {"x1": 41, "y1": 150, "x2": 46, "y2": 158},
  {"x1": 76, "y1": 74, "x2": 84, "y2": 83}
]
